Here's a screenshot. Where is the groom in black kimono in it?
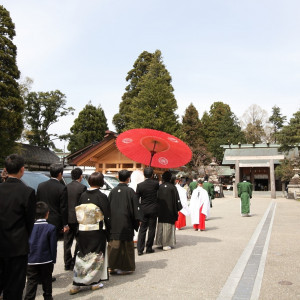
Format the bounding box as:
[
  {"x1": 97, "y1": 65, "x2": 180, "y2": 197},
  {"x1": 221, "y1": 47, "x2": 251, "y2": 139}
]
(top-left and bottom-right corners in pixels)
[{"x1": 108, "y1": 170, "x2": 141, "y2": 275}]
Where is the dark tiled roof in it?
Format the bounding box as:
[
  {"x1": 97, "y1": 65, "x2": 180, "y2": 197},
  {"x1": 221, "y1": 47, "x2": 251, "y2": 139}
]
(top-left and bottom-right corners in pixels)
[{"x1": 20, "y1": 144, "x2": 60, "y2": 166}]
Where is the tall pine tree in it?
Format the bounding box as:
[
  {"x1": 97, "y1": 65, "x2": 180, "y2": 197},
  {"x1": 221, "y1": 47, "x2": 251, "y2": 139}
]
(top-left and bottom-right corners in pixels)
[
  {"x1": 0, "y1": 5, "x2": 23, "y2": 160},
  {"x1": 277, "y1": 110, "x2": 300, "y2": 152},
  {"x1": 68, "y1": 102, "x2": 108, "y2": 153},
  {"x1": 269, "y1": 105, "x2": 286, "y2": 143},
  {"x1": 182, "y1": 103, "x2": 211, "y2": 171},
  {"x1": 113, "y1": 51, "x2": 154, "y2": 133},
  {"x1": 126, "y1": 50, "x2": 180, "y2": 136},
  {"x1": 201, "y1": 102, "x2": 245, "y2": 162}
]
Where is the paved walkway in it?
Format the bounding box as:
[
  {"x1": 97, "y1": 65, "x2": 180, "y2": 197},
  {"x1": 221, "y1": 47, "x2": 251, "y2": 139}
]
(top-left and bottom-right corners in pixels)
[{"x1": 33, "y1": 192, "x2": 300, "y2": 300}]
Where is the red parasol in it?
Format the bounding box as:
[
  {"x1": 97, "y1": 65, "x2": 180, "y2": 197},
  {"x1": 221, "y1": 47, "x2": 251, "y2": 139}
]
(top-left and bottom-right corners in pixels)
[{"x1": 116, "y1": 128, "x2": 192, "y2": 168}]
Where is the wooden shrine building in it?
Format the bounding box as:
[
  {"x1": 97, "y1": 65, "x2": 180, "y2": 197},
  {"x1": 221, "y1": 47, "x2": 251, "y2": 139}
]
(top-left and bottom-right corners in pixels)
[
  {"x1": 221, "y1": 143, "x2": 285, "y2": 198},
  {"x1": 66, "y1": 131, "x2": 167, "y2": 175}
]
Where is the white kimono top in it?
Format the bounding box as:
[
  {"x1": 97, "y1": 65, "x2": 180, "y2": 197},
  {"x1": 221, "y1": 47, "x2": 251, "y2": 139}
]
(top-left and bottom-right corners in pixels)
[
  {"x1": 190, "y1": 186, "x2": 210, "y2": 224},
  {"x1": 175, "y1": 183, "x2": 190, "y2": 216}
]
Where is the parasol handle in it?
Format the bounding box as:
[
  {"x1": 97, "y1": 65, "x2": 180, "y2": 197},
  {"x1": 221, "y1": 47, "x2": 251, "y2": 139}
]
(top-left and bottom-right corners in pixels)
[{"x1": 149, "y1": 141, "x2": 157, "y2": 167}]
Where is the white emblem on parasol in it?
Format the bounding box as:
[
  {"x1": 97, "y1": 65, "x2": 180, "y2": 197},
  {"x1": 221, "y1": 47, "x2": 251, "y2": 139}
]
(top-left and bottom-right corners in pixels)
[
  {"x1": 122, "y1": 138, "x2": 133, "y2": 144},
  {"x1": 167, "y1": 137, "x2": 179, "y2": 143},
  {"x1": 158, "y1": 157, "x2": 168, "y2": 165}
]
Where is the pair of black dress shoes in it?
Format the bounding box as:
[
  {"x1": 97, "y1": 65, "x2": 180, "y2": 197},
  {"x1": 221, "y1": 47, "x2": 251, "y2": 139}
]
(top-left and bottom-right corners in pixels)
[{"x1": 138, "y1": 249, "x2": 155, "y2": 256}]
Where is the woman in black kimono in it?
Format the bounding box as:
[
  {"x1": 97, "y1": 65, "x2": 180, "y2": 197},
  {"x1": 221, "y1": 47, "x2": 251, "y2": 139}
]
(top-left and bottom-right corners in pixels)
[{"x1": 70, "y1": 172, "x2": 110, "y2": 295}]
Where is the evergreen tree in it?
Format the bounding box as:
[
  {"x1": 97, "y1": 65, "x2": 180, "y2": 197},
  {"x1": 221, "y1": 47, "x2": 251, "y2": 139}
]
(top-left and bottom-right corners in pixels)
[
  {"x1": 113, "y1": 51, "x2": 154, "y2": 133},
  {"x1": 182, "y1": 103, "x2": 202, "y2": 147},
  {"x1": 277, "y1": 110, "x2": 300, "y2": 152},
  {"x1": 68, "y1": 102, "x2": 108, "y2": 153},
  {"x1": 126, "y1": 50, "x2": 180, "y2": 136},
  {"x1": 182, "y1": 103, "x2": 211, "y2": 171},
  {"x1": 269, "y1": 105, "x2": 286, "y2": 143},
  {"x1": 0, "y1": 5, "x2": 23, "y2": 159},
  {"x1": 201, "y1": 102, "x2": 245, "y2": 162},
  {"x1": 24, "y1": 90, "x2": 74, "y2": 148}
]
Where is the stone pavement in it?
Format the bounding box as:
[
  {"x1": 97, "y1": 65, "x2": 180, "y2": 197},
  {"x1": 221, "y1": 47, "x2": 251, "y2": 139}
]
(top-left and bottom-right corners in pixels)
[{"x1": 33, "y1": 191, "x2": 300, "y2": 300}]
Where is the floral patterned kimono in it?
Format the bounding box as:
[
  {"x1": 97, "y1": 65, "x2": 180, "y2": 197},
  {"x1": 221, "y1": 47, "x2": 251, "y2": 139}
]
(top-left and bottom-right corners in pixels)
[{"x1": 73, "y1": 189, "x2": 110, "y2": 287}]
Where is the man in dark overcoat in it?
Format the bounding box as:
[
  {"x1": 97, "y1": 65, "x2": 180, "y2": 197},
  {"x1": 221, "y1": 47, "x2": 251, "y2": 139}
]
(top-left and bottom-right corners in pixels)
[
  {"x1": 108, "y1": 170, "x2": 141, "y2": 274},
  {"x1": 136, "y1": 167, "x2": 159, "y2": 255},
  {"x1": 64, "y1": 168, "x2": 86, "y2": 270},
  {"x1": 37, "y1": 163, "x2": 69, "y2": 239},
  {"x1": 37, "y1": 163, "x2": 68, "y2": 281},
  {"x1": 0, "y1": 154, "x2": 36, "y2": 300}
]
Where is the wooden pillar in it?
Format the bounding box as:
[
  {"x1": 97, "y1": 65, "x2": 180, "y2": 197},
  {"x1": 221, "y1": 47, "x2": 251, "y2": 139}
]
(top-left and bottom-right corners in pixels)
[
  {"x1": 95, "y1": 163, "x2": 99, "y2": 172},
  {"x1": 270, "y1": 159, "x2": 276, "y2": 199},
  {"x1": 234, "y1": 160, "x2": 240, "y2": 198},
  {"x1": 103, "y1": 163, "x2": 106, "y2": 174}
]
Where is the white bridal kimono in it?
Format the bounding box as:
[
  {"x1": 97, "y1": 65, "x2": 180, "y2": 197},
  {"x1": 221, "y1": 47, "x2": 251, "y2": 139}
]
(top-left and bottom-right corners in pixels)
[
  {"x1": 175, "y1": 183, "x2": 190, "y2": 216},
  {"x1": 190, "y1": 186, "x2": 210, "y2": 225}
]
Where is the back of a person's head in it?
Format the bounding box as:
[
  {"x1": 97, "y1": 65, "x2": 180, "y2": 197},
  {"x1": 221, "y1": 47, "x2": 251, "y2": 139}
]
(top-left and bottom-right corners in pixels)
[
  {"x1": 71, "y1": 168, "x2": 83, "y2": 180},
  {"x1": 204, "y1": 175, "x2": 209, "y2": 181},
  {"x1": 162, "y1": 171, "x2": 172, "y2": 183},
  {"x1": 144, "y1": 167, "x2": 153, "y2": 179},
  {"x1": 36, "y1": 201, "x2": 49, "y2": 219},
  {"x1": 171, "y1": 175, "x2": 177, "y2": 185},
  {"x1": 243, "y1": 176, "x2": 247, "y2": 181},
  {"x1": 50, "y1": 163, "x2": 64, "y2": 178},
  {"x1": 198, "y1": 179, "x2": 204, "y2": 185},
  {"x1": 119, "y1": 169, "x2": 131, "y2": 182},
  {"x1": 193, "y1": 174, "x2": 198, "y2": 180},
  {"x1": 5, "y1": 154, "x2": 24, "y2": 174},
  {"x1": 88, "y1": 172, "x2": 104, "y2": 187}
]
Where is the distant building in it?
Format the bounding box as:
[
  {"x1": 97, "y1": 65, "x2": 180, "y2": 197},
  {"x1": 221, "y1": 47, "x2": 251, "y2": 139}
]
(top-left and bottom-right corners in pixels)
[
  {"x1": 19, "y1": 143, "x2": 60, "y2": 170},
  {"x1": 221, "y1": 143, "x2": 298, "y2": 198},
  {"x1": 66, "y1": 130, "x2": 167, "y2": 176}
]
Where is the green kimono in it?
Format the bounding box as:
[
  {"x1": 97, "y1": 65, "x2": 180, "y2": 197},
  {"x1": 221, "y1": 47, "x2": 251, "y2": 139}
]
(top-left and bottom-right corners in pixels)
[
  {"x1": 189, "y1": 181, "x2": 198, "y2": 194},
  {"x1": 203, "y1": 181, "x2": 215, "y2": 207},
  {"x1": 237, "y1": 181, "x2": 252, "y2": 215}
]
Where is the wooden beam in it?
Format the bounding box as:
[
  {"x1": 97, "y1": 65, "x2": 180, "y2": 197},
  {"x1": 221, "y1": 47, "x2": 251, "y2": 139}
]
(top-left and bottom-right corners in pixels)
[{"x1": 225, "y1": 155, "x2": 284, "y2": 160}]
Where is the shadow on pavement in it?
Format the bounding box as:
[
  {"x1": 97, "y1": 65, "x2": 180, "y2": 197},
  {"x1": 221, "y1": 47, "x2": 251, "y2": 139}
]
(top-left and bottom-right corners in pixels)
[
  {"x1": 107, "y1": 258, "x2": 168, "y2": 287},
  {"x1": 175, "y1": 233, "x2": 221, "y2": 249}
]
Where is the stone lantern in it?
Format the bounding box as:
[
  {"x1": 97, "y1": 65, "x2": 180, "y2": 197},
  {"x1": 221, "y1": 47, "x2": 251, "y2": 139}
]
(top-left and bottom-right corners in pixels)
[{"x1": 287, "y1": 165, "x2": 300, "y2": 199}]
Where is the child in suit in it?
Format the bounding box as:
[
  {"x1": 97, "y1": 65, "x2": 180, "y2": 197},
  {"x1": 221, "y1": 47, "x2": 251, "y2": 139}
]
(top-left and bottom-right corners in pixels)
[{"x1": 24, "y1": 202, "x2": 57, "y2": 300}]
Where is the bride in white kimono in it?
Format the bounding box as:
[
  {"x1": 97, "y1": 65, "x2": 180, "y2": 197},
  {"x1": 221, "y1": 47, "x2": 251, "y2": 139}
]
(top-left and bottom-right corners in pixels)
[{"x1": 190, "y1": 180, "x2": 210, "y2": 231}]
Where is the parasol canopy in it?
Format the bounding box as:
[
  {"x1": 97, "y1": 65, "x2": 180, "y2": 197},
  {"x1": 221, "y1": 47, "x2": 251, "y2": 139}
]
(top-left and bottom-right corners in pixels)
[{"x1": 116, "y1": 128, "x2": 192, "y2": 168}]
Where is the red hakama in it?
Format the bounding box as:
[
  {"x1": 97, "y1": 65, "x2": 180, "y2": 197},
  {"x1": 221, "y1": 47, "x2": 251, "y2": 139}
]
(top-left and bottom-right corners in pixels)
[
  {"x1": 193, "y1": 205, "x2": 205, "y2": 230},
  {"x1": 175, "y1": 211, "x2": 186, "y2": 229}
]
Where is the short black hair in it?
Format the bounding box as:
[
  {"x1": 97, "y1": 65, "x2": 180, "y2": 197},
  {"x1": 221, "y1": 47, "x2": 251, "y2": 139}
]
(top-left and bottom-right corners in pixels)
[
  {"x1": 5, "y1": 154, "x2": 24, "y2": 174},
  {"x1": 50, "y1": 163, "x2": 64, "y2": 178},
  {"x1": 144, "y1": 167, "x2": 153, "y2": 179},
  {"x1": 36, "y1": 201, "x2": 49, "y2": 219},
  {"x1": 162, "y1": 171, "x2": 172, "y2": 183},
  {"x1": 171, "y1": 175, "x2": 177, "y2": 185},
  {"x1": 118, "y1": 170, "x2": 131, "y2": 182},
  {"x1": 193, "y1": 174, "x2": 198, "y2": 180},
  {"x1": 71, "y1": 168, "x2": 83, "y2": 180},
  {"x1": 88, "y1": 172, "x2": 104, "y2": 187},
  {"x1": 243, "y1": 175, "x2": 247, "y2": 181},
  {"x1": 198, "y1": 179, "x2": 204, "y2": 185},
  {"x1": 204, "y1": 175, "x2": 209, "y2": 181}
]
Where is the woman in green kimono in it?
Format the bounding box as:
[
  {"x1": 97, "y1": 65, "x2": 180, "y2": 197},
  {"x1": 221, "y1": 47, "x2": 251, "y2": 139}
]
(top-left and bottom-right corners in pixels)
[{"x1": 237, "y1": 176, "x2": 252, "y2": 217}]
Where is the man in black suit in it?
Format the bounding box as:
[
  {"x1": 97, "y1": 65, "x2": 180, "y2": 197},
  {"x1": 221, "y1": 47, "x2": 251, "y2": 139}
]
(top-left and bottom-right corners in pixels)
[
  {"x1": 37, "y1": 163, "x2": 68, "y2": 282},
  {"x1": 37, "y1": 163, "x2": 69, "y2": 239},
  {"x1": 64, "y1": 168, "x2": 86, "y2": 271},
  {"x1": 136, "y1": 167, "x2": 159, "y2": 255},
  {"x1": 0, "y1": 154, "x2": 36, "y2": 300}
]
